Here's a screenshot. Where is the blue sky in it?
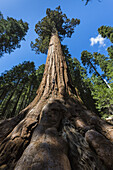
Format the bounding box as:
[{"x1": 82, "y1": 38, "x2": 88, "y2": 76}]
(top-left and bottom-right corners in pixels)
[{"x1": 0, "y1": 0, "x2": 113, "y2": 74}]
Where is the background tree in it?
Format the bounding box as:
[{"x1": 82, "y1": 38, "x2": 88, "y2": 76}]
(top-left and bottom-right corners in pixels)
[
  {"x1": 0, "y1": 12, "x2": 28, "y2": 57},
  {"x1": 98, "y1": 26, "x2": 113, "y2": 61},
  {"x1": 61, "y1": 45, "x2": 97, "y2": 112},
  {"x1": 98, "y1": 26, "x2": 113, "y2": 83},
  {"x1": 81, "y1": 25, "x2": 113, "y2": 117},
  {"x1": 70, "y1": 57, "x2": 97, "y2": 113},
  {"x1": 81, "y1": 50, "x2": 105, "y2": 80},
  {"x1": 0, "y1": 62, "x2": 45, "y2": 119},
  {"x1": 91, "y1": 74, "x2": 113, "y2": 117},
  {"x1": 98, "y1": 26, "x2": 113, "y2": 43},
  {"x1": 57, "y1": 44, "x2": 97, "y2": 113}
]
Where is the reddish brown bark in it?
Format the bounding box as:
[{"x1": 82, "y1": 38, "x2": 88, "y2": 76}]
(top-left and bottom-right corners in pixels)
[{"x1": 0, "y1": 33, "x2": 113, "y2": 170}]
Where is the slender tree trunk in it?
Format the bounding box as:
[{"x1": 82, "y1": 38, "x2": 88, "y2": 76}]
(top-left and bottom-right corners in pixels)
[
  {"x1": 17, "y1": 90, "x2": 27, "y2": 114},
  {"x1": 0, "y1": 90, "x2": 8, "y2": 102},
  {"x1": 24, "y1": 84, "x2": 32, "y2": 107},
  {"x1": 0, "y1": 33, "x2": 113, "y2": 170},
  {"x1": 89, "y1": 60, "x2": 108, "y2": 86},
  {"x1": 10, "y1": 87, "x2": 24, "y2": 117},
  {"x1": 1, "y1": 90, "x2": 16, "y2": 117},
  {"x1": 1, "y1": 80, "x2": 21, "y2": 117}
]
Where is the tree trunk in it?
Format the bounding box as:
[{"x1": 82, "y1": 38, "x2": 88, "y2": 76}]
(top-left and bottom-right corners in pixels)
[
  {"x1": 89, "y1": 60, "x2": 108, "y2": 87},
  {"x1": 10, "y1": 87, "x2": 24, "y2": 117},
  {"x1": 17, "y1": 90, "x2": 27, "y2": 114},
  {"x1": 24, "y1": 84, "x2": 32, "y2": 108},
  {"x1": 0, "y1": 89, "x2": 8, "y2": 102},
  {"x1": 0, "y1": 32, "x2": 113, "y2": 170},
  {"x1": 1, "y1": 79, "x2": 21, "y2": 117}
]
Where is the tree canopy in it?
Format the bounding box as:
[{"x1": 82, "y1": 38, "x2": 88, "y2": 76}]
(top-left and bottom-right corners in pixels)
[
  {"x1": 0, "y1": 62, "x2": 45, "y2": 119},
  {"x1": 31, "y1": 6, "x2": 80, "y2": 54},
  {"x1": 98, "y1": 26, "x2": 113, "y2": 43},
  {"x1": 0, "y1": 12, "x2": 29, "y2": 57},
  {"x1": 81, "y1": 26, "x2": 113, "y2": 117}
]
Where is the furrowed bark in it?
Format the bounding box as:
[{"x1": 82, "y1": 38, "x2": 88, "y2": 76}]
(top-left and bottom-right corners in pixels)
[{"x1": 0, "y1": 32, "x2": 113, "y2": 170}]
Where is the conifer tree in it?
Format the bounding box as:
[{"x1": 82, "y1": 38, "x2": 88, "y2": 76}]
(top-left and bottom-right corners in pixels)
[
  {"x1": 0, "y1": 12, "x2": 28, "y2": 57},
  {"x1": 31, "y1": 6, "x2": 80, "y2": 54},
  {"x1": 81, "y1": 49, "x2": 113, "y2": 116},
  {"x1": 0, "y1": 62, "x2": 44, "y2": 119}
]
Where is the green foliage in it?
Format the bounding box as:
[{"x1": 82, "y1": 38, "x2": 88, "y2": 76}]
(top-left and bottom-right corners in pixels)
[
  {"x1": 107, "y1": 45, "x2": 113, "y2": 60},
  {"x1": 69, "y1": 57, "x2": 97, "y2": 112},
  {"x1": 36, "y1": 64, "x2": 45, "y2": 83},
  {"x1": 98, "y1": 26, "x2": 113, "y2": 43},
  {"x1": 59, "y1": 45, "x2": 97, "y2": 112},
  {"x1": 61, "y1": 45, "x2": 97, "y2": 112},
  {"x1": 98, "y1": 26, "x2": 113, "y2": 84},
  {"x1": 81, "y1": 51, "x2": 107, "y2": 74},
  {"x1": 31, "y1": 6, "x2": 80, "y2": 54},
  {"x1": 0, "y1": 12, "x2": 3, "y2": 20},
  {"x1": 0, "y1": 12, "x2": 29, "y2": 57},
  {"x1": 0, "y1": 62, "x2": 45, "y2": 119},
  {"x1": 98, "y1": 25, "x2": 113, "y2": 63},
  {"x1": 81, "y1": 50, "x2": 95, "y2": 74},
  {"x1": 91, "y1": 74, "x2": 113, "y2": 115},
  {"x1": 81, "y1": 50, "x2": 106, "y2": 83},
  {"x1": 81, "y1": 48, "x2": 113, "y2": 116},
  {"x1": 81, "y1": 50, "x2": 109, "y2": 85},
  {"x1": 93, "y1": 52, "x2": 108, "y2": 73}
]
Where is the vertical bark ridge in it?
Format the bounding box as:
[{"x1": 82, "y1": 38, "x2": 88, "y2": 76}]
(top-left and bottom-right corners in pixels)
[{"x1": 0, "y1": 32, "x2": 113, "y2": 170}]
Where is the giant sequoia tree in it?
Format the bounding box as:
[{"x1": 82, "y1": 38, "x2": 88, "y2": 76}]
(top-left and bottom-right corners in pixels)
[{"x1": 0, "y1": 7, "x2": 113, "y2": 170}]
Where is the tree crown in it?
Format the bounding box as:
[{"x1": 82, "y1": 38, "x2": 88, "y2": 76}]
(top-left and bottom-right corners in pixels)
[
  {"x1": 31, "y1": 6, "x2": 80, "y2": 54},
  {"x1": 0, "y1": 12, "x2": 29, "y2": 57}
]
